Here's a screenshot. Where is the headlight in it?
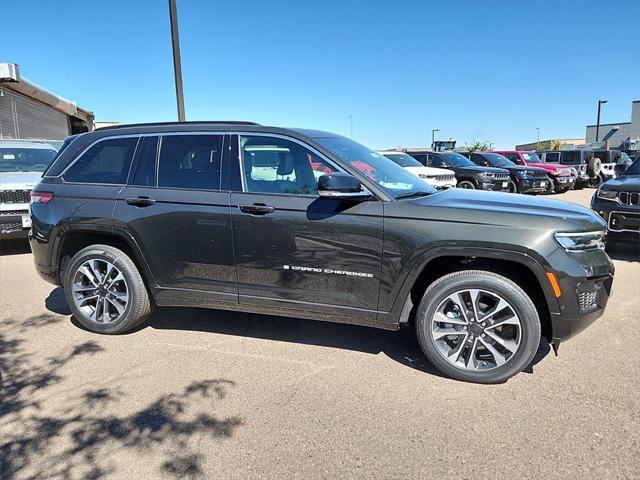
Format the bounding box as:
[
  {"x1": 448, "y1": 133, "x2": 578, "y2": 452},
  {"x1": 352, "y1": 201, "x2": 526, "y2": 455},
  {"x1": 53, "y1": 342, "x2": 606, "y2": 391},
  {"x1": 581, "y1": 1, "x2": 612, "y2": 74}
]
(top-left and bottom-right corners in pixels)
[
  {"x1": 520, "y1": 170, "x2": 536, "y2": 176},
  {"x1": 479, "y1": 172, "x2": 496, "y2": 178},
  {"x1": 418, "y1": 174, "x2": 432, "y2": 179},
  {"x1": 596, "y1": 189, "x2": 617, "y2": 201},
  {"x1": 554, "y1": 231, "x2": 605, "y2": 251}
]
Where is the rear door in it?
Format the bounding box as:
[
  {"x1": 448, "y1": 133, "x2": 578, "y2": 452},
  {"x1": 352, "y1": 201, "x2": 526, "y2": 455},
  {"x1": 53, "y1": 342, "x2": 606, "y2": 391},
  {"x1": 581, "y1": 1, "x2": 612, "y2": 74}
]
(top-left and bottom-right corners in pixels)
[
  {"x1": 113, "y1": 133, "x2": 237, "y2": 303},
  {"x1": 228, "y1": 134, "x2": 383, "y2": 318}
]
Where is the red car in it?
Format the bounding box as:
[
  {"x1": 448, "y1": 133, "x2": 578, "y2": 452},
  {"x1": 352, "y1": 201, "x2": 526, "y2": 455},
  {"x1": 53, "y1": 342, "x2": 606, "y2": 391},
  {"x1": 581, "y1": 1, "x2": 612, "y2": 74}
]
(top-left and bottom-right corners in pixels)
[{"x1": 493, "y1": 150, "x2": 576, "y2": 194}]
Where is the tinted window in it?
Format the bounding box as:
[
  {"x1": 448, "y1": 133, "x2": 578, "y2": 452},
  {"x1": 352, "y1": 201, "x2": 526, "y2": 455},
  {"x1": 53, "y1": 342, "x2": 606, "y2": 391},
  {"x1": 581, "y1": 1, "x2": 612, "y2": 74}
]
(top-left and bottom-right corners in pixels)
[
  {"x1": 158, "y1": 135, "x2": 223, "y2": 190},
  {"x1": 411, "y1": 154, "x2": 429, "y2": 166},
  {"x1": 382, "y1": 153, "x2": 423, "y2": 168},
  {"x1": 503, "y1": 153, "x2": 520, "y2": 164},
  {"x1": 131, "y1": 136, "x2": 158, "y2": 186},
  {"x1": 545, "y1": 152, "x2": 560, "y2": 162},
  {"x1": 428, "y1": 155, "x2": 449, "y2": 168},
  {"x1": 64, "y1": 137, "x2": 138, "y2": 184},
  {"x1": 0, "y1": 147, "x2": 57, "y2": 173},
  {"x1": 241, "y1": 136, "x2": 337, "y2": 195}
]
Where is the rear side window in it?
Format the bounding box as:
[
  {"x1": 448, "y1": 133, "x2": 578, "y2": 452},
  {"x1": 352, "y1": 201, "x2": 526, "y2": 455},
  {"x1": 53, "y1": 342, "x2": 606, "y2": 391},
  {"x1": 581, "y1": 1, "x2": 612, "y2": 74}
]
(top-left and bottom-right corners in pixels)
[
  {"x1": 545, "y1": 152, "x2": 560, "y2": 163},
  {"x1": 64, "y1": 137, "x2": 138, "y2": 184},
  {"x1": 158, "y1": 135, "x2": 223, "y2": 190}
]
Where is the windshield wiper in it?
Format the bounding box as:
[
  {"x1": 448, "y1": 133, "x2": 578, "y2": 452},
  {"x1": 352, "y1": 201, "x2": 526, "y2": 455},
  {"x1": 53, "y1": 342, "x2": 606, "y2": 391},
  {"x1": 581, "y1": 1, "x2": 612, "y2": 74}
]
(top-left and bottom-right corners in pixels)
[{"x1": 395, "y1": 190, "x2": 434, "y2": 200}]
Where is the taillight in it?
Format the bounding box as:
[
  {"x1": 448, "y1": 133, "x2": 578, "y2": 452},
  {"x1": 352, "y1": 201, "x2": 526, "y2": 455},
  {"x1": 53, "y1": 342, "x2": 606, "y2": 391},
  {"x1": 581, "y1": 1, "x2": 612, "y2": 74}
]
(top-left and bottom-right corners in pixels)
[{"x1": 31, "y1": 191, "x2": 54, "y2": 204}]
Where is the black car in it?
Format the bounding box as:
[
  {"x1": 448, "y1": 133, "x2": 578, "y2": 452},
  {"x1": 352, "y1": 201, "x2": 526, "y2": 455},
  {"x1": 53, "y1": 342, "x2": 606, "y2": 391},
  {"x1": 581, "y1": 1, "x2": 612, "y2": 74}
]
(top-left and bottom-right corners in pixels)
[
  {"x1": 591, "y1": 157, "x2": 640, "y2": 245},
  {"x1": 406, "y1": 150, "x2": 511, "y2": 191},
  {"x1": 30, "y1": 122, "x2": 614, "y2": 383},
  {"x1": 464, "y1": 152, "x2": 549, "y2": 194}
]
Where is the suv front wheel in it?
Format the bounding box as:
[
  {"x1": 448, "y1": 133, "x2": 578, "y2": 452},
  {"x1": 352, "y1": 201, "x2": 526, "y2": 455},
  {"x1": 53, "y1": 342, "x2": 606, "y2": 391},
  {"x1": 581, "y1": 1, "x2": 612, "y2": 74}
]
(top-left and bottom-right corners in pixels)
[
  {"x1": 64, "y1": 244, "x2": 152, "y2": 334},
  {"x1": 416, "y1": 270, "x2": 541, "y2": 383}
]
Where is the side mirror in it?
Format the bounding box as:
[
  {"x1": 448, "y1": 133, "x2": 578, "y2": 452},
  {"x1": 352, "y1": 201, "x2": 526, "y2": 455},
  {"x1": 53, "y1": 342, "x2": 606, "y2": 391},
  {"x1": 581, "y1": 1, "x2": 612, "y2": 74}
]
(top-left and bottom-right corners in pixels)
[
  {"x1": 614, "y1": 163, "x2": 628, "y2": 175},
  {"x1": 317, "y1": 172, "x2": 369, "y2": 199}
]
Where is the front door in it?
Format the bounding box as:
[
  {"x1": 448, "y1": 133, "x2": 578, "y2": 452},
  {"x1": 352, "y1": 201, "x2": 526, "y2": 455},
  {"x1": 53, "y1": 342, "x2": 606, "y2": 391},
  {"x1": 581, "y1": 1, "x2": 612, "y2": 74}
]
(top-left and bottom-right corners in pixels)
[
  {"x1": 228, "y1": 134, "x2": 383, "y2": 318},
  {"x1": 113, "y1": 134, "x2": 237, "y2": 303}
]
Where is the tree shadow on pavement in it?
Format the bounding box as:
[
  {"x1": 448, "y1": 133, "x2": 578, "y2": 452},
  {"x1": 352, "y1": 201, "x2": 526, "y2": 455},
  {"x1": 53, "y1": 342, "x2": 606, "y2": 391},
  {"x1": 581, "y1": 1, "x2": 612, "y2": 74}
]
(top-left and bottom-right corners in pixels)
[{"x1": 0, "y1": 314, "x2": 243, "y2": 480}]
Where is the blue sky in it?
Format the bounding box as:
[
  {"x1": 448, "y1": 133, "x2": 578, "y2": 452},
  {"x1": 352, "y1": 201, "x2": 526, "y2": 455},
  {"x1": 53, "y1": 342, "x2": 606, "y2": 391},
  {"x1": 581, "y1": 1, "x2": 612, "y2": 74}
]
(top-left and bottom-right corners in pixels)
[{"x1": 1, "y1": 0, "x2": 639, "y2": 149}]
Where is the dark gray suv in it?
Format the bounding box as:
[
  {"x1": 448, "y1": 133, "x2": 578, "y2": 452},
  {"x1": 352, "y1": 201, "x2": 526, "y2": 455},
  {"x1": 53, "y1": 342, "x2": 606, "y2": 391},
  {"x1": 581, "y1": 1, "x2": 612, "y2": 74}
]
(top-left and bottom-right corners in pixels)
[{"x1": 29, "y1": 122, "x2": 614, "y2": 383}]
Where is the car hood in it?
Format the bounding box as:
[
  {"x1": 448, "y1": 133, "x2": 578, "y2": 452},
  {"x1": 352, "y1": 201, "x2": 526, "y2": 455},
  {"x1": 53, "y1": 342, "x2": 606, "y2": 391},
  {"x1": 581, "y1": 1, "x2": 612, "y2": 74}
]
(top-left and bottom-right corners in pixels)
[
  {"x1": 388, "y1": 188, "x2": 605, "y2": 232},
  {"x1": 525, "y1": 162, "x2": 570, "y2": 174},
  {"x1": 455, "y1": 165, "x2": 509, "y2": 174},
  {"x1": 0, "y1": 171, "x2": 43, "y2": 190},
  {"x1": 405, "y1": 166, "x2": 455, "y2": 176},
  {"x1": 599, "y1": 175, "x2": 640, "y2": 192},
  {"x1": 500, "y1": 165, "x2": 548, "y2": 175}
]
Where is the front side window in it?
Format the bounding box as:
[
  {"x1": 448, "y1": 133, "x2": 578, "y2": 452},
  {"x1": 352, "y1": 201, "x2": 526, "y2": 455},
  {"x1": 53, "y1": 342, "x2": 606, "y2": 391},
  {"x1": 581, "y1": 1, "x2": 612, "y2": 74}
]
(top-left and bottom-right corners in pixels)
[
  {"x1": 158, "y1": 135, "x2": 223, "y2": 190},
  {"x1": 64, "y1": 137, "x2": 138, "y2": 184},
  {"x1": 312, "y1": 136, "x2": 435, "y2": 197},
  {"x1": 241, "y1": 136, "x2": 337, "y2": 195}
]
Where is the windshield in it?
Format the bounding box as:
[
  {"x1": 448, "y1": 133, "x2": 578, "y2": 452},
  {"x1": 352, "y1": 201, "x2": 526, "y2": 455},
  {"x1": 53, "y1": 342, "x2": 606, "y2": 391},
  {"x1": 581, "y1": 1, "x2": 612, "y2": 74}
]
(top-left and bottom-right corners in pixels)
[
  {"x1": 478, "y1": 153, "x2": 514, "y2": 167},
  {"x1": 440, "y1": 152, "x2": 475, "y2": 167},
  {"x1": 522, "y1": 152, "x2": 542, "y2": 163},
  {"x1": 625, "y1": 158, "x2": 640, "y2": 175},
  {"x1": 382, "y1": 152, "x2": 423, "y2": 168},
  {"x1": 313, "y1": 136, "x2": 436, "y2": 197},
  {"x1": 0, "y1": 147, "x2": 57, "y2": 172}
]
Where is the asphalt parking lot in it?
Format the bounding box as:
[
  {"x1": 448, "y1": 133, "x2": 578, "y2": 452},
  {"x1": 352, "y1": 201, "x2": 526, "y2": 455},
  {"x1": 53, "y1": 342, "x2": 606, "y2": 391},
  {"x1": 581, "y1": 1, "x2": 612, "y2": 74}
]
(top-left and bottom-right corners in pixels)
[{"x1": 1, "y1": 188, "x2": 638, "y2": 480}]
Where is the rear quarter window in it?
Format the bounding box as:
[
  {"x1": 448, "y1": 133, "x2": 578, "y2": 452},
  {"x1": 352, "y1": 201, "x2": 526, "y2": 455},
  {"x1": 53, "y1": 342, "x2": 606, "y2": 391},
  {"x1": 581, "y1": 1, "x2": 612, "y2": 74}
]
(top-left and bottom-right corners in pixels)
[{"x1": 63, "y1": 137, "x2": 139, "y2": 184}]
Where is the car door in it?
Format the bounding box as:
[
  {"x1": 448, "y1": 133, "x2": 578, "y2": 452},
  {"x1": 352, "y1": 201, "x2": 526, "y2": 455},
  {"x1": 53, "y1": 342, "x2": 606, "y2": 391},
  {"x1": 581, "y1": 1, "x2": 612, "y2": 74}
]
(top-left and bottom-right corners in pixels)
[
  {"x1": 112, "y1": 133, "x2": 237, "y2": 304},
  {"x1": 228, "y1": 134, "x2": 383, "y2": 319}
]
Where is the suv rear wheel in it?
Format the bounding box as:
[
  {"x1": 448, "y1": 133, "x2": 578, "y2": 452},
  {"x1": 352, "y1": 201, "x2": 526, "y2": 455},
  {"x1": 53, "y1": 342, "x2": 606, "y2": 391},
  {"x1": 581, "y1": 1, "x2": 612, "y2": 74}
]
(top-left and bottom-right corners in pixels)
[
  {"x1": 64, "y1": 244, "x2": 151, "y2": 334},
  {"x1": 415, "y1": 270, "x2": 541, "y2": 383}
]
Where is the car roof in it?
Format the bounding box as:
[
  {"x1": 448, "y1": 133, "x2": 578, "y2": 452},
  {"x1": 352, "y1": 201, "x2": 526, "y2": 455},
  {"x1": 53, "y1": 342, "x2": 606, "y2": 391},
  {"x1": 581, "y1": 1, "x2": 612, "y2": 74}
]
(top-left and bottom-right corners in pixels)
[{"x1": 0, "y1": 141, "x2": 57, "y2": 150}]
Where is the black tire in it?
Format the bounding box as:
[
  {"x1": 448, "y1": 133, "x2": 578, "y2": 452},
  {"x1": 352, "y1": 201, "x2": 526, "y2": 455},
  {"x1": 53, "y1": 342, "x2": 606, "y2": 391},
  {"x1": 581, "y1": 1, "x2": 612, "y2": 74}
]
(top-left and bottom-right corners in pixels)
[
  {"x1": 508, "y1": 180, "x2": 519, "y2": 193},
  {"x1": 457, "y1": 180, "x2": 476, "y2": 189},
  {"x1": 587, "y1": 174, "x2": 603, "y2": 188},
  {"x1": 415, "y1": 270, "x2": 541, "y2": 383},
  {"x1": 64, "y1": 244, "x2": 151, "y2": 334},
  {"x1": 544, "y1": 180, "x2": 556, "y2": 195}
]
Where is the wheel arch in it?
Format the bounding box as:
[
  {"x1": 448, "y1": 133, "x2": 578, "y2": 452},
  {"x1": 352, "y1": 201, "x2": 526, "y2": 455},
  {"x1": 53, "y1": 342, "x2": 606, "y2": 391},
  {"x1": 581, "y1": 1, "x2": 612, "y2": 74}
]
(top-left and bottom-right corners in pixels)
[
  {"x1": 54, "y1": 226, "x2": 157, "y2": 289},
  {"x1": 392, "y1": 248, "x2": 558, "y2": 342}
]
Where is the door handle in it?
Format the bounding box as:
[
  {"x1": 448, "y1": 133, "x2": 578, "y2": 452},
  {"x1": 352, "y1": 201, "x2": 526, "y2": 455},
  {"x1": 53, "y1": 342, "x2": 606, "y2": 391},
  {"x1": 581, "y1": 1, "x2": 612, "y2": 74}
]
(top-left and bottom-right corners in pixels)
[
  {"x1": 126, "y1": 196, "x2": 156, "y2": 207},
  {"x1": 239, "y1": 204, "x2": 275, "y2": 215}
]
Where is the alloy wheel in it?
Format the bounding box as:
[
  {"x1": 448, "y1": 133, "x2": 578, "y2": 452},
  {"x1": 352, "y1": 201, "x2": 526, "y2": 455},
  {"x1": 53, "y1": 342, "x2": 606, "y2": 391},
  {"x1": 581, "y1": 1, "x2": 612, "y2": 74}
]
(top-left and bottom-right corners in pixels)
[
  {"x1": 71, "y1": 259, "x2": 129, "y2": 324},
  {"x1": 431, "y1": 289, "x2": 522, "y2": 371}
]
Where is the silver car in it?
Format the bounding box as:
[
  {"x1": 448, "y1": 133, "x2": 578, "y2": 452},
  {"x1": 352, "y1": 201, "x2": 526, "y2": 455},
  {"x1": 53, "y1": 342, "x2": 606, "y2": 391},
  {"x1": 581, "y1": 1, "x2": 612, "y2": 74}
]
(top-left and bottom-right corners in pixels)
[{"x1": 1, "y1": 141, "x2": 57, "y2": 238}]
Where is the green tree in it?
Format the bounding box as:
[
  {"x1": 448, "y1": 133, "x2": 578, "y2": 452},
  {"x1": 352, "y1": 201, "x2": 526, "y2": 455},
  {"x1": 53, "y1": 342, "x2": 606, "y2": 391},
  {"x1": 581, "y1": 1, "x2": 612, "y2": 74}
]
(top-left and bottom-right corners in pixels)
[{"x1": 465, "y1": 139, "x2": 494, "y2": 152}]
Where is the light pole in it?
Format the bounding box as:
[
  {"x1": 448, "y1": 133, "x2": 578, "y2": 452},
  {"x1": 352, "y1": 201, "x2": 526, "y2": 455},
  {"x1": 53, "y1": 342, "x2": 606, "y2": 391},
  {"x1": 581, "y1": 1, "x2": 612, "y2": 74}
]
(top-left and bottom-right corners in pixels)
[
  {"x1": 169, "y1": 0, "x2": 186, "y2": 121},
  {"x1": 349, "y1": 115, "x2": 353, "y2": 139},
  {"x1": 595, "y1": 100, "x2": 608, "y2": 142},
  {"x1": 431, "y1": 128, "x2": 440, "y2": 148},
  {"x1": 536, "y1": 127, "x2": 540, "y2": 150}
]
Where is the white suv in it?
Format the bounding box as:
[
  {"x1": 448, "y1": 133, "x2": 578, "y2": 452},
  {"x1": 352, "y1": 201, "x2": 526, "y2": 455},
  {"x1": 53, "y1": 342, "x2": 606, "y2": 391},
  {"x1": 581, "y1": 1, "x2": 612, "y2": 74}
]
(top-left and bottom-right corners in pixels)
[
  {"x1": 379, "y1": 151, "x2": 457, "y2": 189},
  {"x1": 1, "y1": 141, "x2": 57, "y2": 238}
]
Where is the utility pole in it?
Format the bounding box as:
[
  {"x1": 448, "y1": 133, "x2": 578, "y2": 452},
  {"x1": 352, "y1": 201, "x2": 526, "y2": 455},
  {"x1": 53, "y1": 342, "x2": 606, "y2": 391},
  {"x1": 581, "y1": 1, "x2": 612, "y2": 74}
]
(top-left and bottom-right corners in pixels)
[
  {"x1": 169, "y1": 0, "x2": 186, "y2": 121},
  {"x1": 536, "y1": 127, "x2": 540, "y2": 150},
  {"x1": 595, "y1": 100, "x2": 608, "y2": 142},
  {"x1": 349, "y1": 115, "x2": 353, "y2": 139}
]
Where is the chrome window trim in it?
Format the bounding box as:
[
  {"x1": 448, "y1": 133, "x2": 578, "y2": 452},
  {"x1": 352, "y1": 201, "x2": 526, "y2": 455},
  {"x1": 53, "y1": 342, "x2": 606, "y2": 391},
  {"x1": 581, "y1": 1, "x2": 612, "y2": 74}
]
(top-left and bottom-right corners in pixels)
[{"x1": 56, "y1": 131, "x2": 237, "y2": 180}]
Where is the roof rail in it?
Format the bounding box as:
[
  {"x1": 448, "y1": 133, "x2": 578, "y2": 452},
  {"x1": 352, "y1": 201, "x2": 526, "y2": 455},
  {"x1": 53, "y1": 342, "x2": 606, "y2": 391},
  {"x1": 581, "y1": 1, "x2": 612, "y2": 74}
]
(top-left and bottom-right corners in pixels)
[{"x1": 95, "y1": 121, "x2": 261, "y2": 131}]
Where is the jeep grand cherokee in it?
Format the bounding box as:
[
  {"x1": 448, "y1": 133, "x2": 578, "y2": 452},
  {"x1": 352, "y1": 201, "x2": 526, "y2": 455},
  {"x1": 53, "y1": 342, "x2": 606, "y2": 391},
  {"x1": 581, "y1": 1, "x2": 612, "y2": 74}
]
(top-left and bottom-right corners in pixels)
[{"x1": 29, "y1": 122, "x2": 614, "y2": 383}]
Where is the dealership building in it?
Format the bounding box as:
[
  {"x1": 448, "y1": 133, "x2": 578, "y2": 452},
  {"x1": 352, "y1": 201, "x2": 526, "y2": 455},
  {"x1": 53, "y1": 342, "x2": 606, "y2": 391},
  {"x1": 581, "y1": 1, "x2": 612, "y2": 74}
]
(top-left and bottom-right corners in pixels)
[
  {"x1": 0, "y1": 62, "x2": 94, "y2": 141},
  {"x1": 585, "y1": 100, "x2": 640, "y2": 152}
]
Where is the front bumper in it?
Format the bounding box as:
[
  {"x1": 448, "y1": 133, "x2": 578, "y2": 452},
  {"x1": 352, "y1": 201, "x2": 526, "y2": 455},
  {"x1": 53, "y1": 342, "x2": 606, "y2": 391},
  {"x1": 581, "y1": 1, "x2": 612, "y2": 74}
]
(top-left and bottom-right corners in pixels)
[
  {"x1": 591, "y1": 194, "x2": 640, "y2": 242},
  {"x1": 518, "y1": 177, "x2": 548, "y2": 193},
  {"x1": 551, "y1": 175, "x2": 576, "y2": 190},
  {"x1": 545, "y1": 246, "x2": 614, "y2": 345},
  {"x1": 1, "y1": 205, "x2": 31, "y2": 238},
  {"x1": 480, "y1": 180, "x2": 510, "y2": 191}
]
